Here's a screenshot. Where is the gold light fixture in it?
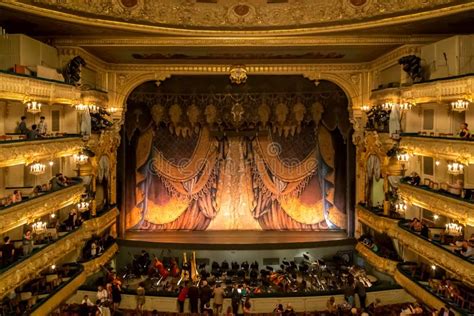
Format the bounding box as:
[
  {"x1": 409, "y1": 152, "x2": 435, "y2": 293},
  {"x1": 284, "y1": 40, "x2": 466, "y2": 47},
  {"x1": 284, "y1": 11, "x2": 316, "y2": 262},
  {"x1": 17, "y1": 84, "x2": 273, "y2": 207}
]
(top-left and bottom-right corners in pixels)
[
  {"x1": 381, "y1": 101, "x2": 395, "y2": 110},
  {"x1": 73, "y1": 152, "x2": 89, "y2": 165},
  {"x1": 450, "y1": 99, "x2": 469, "y2": 112},
  {"x1": 75, "y1": 103, "x2": 88, "y2": 111},
  {"x1": 447, "y1": 162, "x2": 464, "y2": 175},
  {"x1": 77, "y1": 200, "x2": 90, "y2": 212},
  {"x1": 397, "y1": 152, "x2": 410, "y2": 162},
  {"x1": 445, "y1": 222, "x2": 462, "y2": 236},
  {"x1": 108, "y1": 107, "x2": 118, "y2": 114},
  {"x1": 88, "y1": 104, "x2": 99, "y2": 113},
  {"x1": 399, "y1": 101, "x2": 414, "y2": 111},
  {"x1": 361, "y1": 104, "x2": 371, "y2": 112},
  {"x1": 32, "y1": 221, "x2": 47, "y2": 233},
  {"x1": 30, "y1": 162, "x2": 46, "y2": 175},
  {"x1": 395, "y1": 200, "x2": 407, "y2": 214},
  {"x1": 25, "y1": 100, "x2": 42, "y2": 114}
]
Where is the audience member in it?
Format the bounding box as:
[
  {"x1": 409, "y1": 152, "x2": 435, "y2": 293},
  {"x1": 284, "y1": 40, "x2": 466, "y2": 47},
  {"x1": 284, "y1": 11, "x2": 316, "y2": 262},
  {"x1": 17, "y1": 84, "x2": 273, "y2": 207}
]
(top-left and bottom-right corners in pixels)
[
  {"x1": 274, "y1": 303, "x2": 284, "y2": 315},
  {"x1": 11, "y1": 190, "x2": 22, "y2": 203},
  {"x1": 136, "y1": 282, "x2": 146, "y2": 314},
  {"x1": 96, "y1": 285, "x2": 108, "y2": 303},
  {"x1": 326, "y1": 296, "x2": 337, "y2": 315},
  {"x1": 22, "y1": 229, "x2": 34, "y2": 256},
  {"x1": 188, "y1": 283, "x2": 199, "y2": 314},
  {"x1": 17, "y1": 116, "x2": 28, "y2": 134},
  {"x1": 458, "y1": 122, "x2": 470, "y2": 139},
  {"x1": 231, "y1": 284, "x2": 242, "y2": 315},
  {"x1": 213, "y1": 282, "x2": 225, "y2": 315},
  {"x1": 37, "y1": 116, "x2": 48, "y2": 135},
  {"x1": 200, "y1": 280, "x2": 212, "y2": 313},
  {"x1": 26, "y1": 124, "x2": 41, "y2": 140},
  {"x1": 1, "y1": 236, "x2": 15, "y2": 266},
  {"x1": 243, "y1": 297, "x2": 252, "y2": 314},
  {"x1": 177, "y1": 282, "x2": 188, "y2": 313},
  {"x1": 355, "y1": 279, "x2": 367, "y2": 309}
]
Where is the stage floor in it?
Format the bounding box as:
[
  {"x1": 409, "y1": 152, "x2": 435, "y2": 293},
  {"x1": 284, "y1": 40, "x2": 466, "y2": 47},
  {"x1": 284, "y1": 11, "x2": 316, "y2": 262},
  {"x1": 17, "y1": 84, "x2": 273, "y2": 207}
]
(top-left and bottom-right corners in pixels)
[{"x1": 121, "y1": 230, "x2": 353, "y2": 249}]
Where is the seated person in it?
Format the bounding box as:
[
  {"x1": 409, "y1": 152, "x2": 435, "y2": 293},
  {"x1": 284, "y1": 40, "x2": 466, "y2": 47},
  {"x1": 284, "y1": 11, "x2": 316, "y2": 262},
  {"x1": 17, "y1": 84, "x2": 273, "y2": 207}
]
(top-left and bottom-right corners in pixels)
[
  {"x1": 405, "y1": 172, "x2": 421, "y2": 186},
  {"x1": 458, "y1": 122, "x2": 470, "y2": 139},
  {"x1": 409, "y1": 218, "x2": 422, "y2": 232},
  {"x1": 441, "y1": 179, "x2": 464, "y2": 196},
  {"x1": 11, "y1": 190, "x2": 22, "y2": 203},
  {"x1": 420, "y1": 223, "x2": 430, "y2": 238}
]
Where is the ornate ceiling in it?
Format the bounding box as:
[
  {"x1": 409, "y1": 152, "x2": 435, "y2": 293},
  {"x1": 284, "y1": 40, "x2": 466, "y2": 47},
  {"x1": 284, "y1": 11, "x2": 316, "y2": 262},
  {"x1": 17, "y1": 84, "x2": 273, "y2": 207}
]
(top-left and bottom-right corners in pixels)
[{"x1": 1, "y1": 0, "x2": 473, "y2": 36}]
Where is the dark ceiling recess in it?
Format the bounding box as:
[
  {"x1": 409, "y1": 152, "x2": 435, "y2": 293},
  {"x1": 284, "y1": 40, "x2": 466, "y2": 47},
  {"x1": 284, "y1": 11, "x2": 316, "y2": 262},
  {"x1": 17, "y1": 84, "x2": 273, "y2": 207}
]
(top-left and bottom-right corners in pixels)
[
  {"x1": 267, "y1": 0, "x2": 289, "y2": 3},
  {"x1": 196, "y1": 0, "x2": 218, "y2": 3}
]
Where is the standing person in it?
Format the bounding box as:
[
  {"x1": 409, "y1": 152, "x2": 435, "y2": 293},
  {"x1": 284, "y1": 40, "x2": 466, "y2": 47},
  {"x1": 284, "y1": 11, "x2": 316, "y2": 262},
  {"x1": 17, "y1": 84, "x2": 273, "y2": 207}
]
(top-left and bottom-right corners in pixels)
[
  {"x1": 326, "y1": 296, "x2": 337, "y2": 315},
  {"x1": 11, "y1": 190, "x2": 22, "y2": 203},
  {"x1": 177, "y1": 282, "x2": 189, "y2": 313},
  {"x1": 96, "y1": 285, "x2": 108, "y2": 303},
  {"x1": 242, "y1": 297, "x2": 252, "y2": 315},
  {"x1": 1, "y1": 236, "x2": 15, "y2": 266},
  {"x1": 111, "y1": 282, "x2": 122, "y2": 312},
  {"x1": 37, "y1": 116, "x2": 48, "y2": 135},
  {"x1": 136, "y1": 282, "x2": 146, "y2": 315},
  {"x1": 17, "y1": 116, "x2": 28, "y2": 134},
  {"x1": 344, "y1": 278, "x2": 355, "y2": 307},
  {"x1": 200, "y1": 280, "x2": 212, "y2": 313},
  {"x1": 213, "y1": 283, "x2": 225, "y2": 315},
  {"x1": 22, "y1": 229, "x2": 33, "y2": 256},
  {"x1": 231, "y1": 284, "x2": 242, "y2": 316},
  {"x1": 355, "y1": 280, "x2": 367, "y2": 309},
  {"x1": 188, "y1": 283, "x2": 199, "y2": 314}
]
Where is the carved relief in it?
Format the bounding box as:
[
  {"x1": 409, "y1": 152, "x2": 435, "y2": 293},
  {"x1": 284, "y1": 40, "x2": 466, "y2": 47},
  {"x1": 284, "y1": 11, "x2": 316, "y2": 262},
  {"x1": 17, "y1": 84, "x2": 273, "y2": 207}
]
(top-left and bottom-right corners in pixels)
[
  {"x1": 14, "y1": 0, "x2": 460, "y2": 32},
  {"x1": 0, "y1": 184, "x2": 85, "y2": 235},
  {"x1": 356, "y1": 242, "x2": 398, "y2": 275},
  {"x1": 0, "y1": 137, "x2": 85, "y2": 168},
  {"x1": 398, "y1": 183, "x2": 474, "y2": 226},
  {"x1": 400, "y1": 136, "x2": 474, "y2": 165}
]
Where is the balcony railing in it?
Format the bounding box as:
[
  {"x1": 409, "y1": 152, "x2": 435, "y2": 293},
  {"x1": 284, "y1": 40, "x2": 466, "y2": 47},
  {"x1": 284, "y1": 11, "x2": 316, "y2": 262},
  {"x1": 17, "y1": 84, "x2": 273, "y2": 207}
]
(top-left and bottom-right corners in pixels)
[
  {"x1": 400, "y1": 134, "x2": 474, "y2": 165},
  {"x1": 356, "y1": 242, "x2": 399, "y2": 276},
  {"x1": 0, "y1": 180, "x2": 85, "y2": 234},
  {"x1": 357, "y1": 205, "x2": 474, "y2": 286},
  {"x1": 30, "y1": 243, "x2": 118, "y2": 316},
  {"x1": 398, "y1": 182, "x2": 474, "y2": 226},
  {"x1": 395, "y1": 263, "x2": 473, "y2": 315},
  {"x1": 370, "y1": 74, "x2": 474, "y2": 105},
  {"x1": 0, "y1": 135, "x2": 84, "y2": 168},
  {"x1": 0, "y1": 206, "x2": 118, "y2": 298}
]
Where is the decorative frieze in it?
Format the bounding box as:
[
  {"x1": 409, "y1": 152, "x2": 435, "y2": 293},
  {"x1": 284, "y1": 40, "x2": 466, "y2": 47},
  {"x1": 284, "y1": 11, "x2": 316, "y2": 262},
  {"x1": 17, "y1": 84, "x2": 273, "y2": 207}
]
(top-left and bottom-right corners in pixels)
[
  {"x1": 0, "y1": 137, "x2": 84, "y2": 168},
  {"x1": 0, "y1": 183, "x2": 85, "y2": 235},
  {"x1": 398, "y1": 183, "x2": 474, "y2": 226},
  {"x1": 356, "y1": 243, "x2": 398, "y2": 276},
  {"x1": 400, "y1": 136, "x2": 474, "y2": 165}
]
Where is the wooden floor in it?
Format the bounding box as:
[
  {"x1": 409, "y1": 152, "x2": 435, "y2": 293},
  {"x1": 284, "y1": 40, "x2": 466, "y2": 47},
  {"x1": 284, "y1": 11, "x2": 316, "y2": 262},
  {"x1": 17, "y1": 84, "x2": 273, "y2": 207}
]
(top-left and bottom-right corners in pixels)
[{"x1": 121, "y1": 230, "x2": 353, "y2": 249}]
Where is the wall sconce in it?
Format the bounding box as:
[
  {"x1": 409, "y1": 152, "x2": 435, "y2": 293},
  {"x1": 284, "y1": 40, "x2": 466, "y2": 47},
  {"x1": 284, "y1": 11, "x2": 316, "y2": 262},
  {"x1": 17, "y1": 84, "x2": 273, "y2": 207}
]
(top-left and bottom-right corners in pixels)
[
  {"x1": 397, "y1": 152, "x2": 410, "y2": 162},
  {"x1": 361, "y1": 104, "x2": 371, "y2": 112},
  {"x1": 399, "y1": 102, "x2": 414, "y2": 111},
  {"x1": 77, "y1": 200, "x2": 90, "y2": 212},
  {"x1": 395, "y1": 200, "x2": 407, "y2": 214},
  {"x1": 381, "y1": 102, "x2": 396, "y2": 110},
  {"x1": 73, "y1": 152, "x2": 89, "y2": 165},
  {"x1": 75, "y1": 103, "x2": 88, "y2": 111}
]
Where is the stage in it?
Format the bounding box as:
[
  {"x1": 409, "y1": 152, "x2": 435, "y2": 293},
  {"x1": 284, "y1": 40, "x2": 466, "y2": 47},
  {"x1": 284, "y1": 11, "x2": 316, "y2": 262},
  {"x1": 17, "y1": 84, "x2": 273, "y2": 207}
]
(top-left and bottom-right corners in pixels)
[{"x1": 121, "y1": 230, "x2": 354, "y2": 250}]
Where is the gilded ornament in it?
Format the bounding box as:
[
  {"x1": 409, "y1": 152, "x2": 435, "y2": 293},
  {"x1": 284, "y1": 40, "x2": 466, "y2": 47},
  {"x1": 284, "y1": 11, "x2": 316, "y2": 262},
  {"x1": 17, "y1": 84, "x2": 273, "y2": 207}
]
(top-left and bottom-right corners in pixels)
[
  {"x1": 229, "y1": 65, "x2": 248, "y2": 85},
  {"x1": 151, "y1": 104, "x2": 165, "y2": 124}
]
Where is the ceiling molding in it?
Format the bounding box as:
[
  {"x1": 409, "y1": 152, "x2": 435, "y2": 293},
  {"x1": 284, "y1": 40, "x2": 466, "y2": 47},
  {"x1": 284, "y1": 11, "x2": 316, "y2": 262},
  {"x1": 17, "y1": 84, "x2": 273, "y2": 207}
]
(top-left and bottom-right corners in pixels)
[
  {"x1": 51, "y1": 35, "x2": 444, "y2": 48},
  {"x1": 1, "y1": 1, "x2": 473, "y2": 36}
]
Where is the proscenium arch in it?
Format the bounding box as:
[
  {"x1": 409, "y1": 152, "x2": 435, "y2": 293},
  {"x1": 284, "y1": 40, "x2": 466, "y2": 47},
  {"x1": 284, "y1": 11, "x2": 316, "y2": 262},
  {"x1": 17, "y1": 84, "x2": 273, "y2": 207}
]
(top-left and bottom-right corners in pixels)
[{"x1": 115, "y1": 71, "x2": 361, "y2": 119}]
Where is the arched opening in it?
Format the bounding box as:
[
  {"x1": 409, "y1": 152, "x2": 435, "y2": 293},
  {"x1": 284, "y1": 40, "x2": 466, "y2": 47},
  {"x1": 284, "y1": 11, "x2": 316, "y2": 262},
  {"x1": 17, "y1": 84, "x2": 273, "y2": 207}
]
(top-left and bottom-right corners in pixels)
[{"x1": 117, "y1": 75, "x2": 355, "y2": 234}]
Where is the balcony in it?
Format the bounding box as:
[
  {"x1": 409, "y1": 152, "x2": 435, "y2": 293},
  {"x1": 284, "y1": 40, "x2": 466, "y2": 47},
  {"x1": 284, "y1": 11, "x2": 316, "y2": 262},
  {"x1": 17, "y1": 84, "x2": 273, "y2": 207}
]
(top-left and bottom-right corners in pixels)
[
  {"x1": 395, "y1": 263, "x2": 474, "y2": 315},
  {"x1": 0, "y1": 135, "x2": 84, "y2": 168},
  {"x1": 370, "y1": 74, "x2": 474, "y2": 105},
  {"x1": 400, "y1": 133, "x2": 474, "y2": 165},
  {"x1": 357, "y1": 205, "x2": 474, "y2": 286},
  {"x1": 356, "y1": 242, "x2": 399, "y2": 276},
  {"x1": 30, "y1": 243, "x2": 118, "y2": 316},
  {"x1": 0, "y1": 206, "x2": 118, "y2": 298},
  {"x1": 398, "y1": 182, "x2": 474, "y2": 226},
  {"x1": 0, "y1": 71, "x2": 80, "y2": 104},
  {"x1": 0, "y1": 181, "x2": 85, "y2": 234}
]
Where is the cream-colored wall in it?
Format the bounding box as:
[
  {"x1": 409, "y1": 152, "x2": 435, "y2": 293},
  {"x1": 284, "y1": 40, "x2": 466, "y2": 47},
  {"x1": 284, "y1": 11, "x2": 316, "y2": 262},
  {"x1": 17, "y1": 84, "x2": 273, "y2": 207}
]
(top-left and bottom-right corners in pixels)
[{"x1": 376, "y1": 64, "x2": 402, "y2": 89}]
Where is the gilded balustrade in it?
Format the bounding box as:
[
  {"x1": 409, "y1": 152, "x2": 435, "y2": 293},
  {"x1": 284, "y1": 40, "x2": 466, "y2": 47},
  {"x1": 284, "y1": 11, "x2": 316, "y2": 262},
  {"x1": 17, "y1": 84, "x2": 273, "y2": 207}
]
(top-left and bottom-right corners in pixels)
[
  {"x1": 400, "y1": 136, "x2": 474, "y2": 166},
  {"x1": 370, "y1": 74, "x2": 474, "y2": 105},
  {"x1": 398, "y1": 183, "x2": 474, "y2": 226},
  {"x1": 0, "y1": 72, "x2": 80, "y2": 104},
  {"x1": 0, "y1": 137, "x2": 84, "y2": 168},
  {"x1": 357, "y1": 205, "x2": 474, "y2": 286},
  {"x1": 0, "y1": 183, "x2": 85, "y2": 235},
  {"x1": 0, "y1": 207, "x2": 118, "y2": 298},
  {"x1": 30, "y1": 243, "x2": 119, "y2": 316},
  {"x1": 355, "y1": 243, "x2": 398, "y2": 276},
  {"x1": 393, "y1": 267, "x2": 455, "y2": 315}
]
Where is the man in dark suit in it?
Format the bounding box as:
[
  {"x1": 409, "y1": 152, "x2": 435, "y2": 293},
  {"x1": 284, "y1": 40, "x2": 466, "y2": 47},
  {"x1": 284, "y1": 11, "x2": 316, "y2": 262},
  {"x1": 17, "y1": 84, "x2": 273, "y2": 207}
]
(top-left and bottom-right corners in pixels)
[
  {"x1": 188, "y1": 283, "x2": 199, "y2": 314},
  {"x1": 199, "y1": 280, "x2": 212, "y2": 313}
]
